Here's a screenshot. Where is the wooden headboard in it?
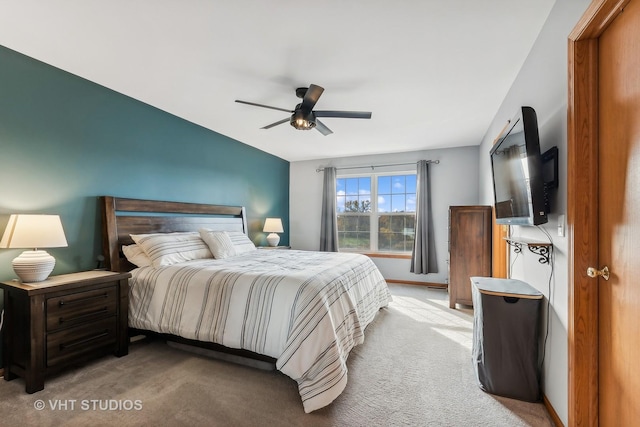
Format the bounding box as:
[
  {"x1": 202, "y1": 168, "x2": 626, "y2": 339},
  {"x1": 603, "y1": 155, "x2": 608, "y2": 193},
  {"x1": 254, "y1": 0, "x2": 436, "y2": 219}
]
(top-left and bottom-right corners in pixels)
[{"x1": 100, "y1": 196, "x2": 248, "y2": 272}]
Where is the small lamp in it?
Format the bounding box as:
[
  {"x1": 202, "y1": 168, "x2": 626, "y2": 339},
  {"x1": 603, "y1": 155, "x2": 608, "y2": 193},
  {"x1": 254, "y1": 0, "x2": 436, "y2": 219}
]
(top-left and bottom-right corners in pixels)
[
  {"x1": 0, "y1": 214, "x2": 68, "y2": 283},
  {"x1": 263, "y1": 218, "x2": 284, "y2": 247}
]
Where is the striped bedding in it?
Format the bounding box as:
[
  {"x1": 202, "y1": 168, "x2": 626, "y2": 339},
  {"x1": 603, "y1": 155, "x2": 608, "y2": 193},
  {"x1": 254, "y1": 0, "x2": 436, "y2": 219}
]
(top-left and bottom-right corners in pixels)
[{"x1": 128, "y1": 249, "x2": 391, "y2": 413}]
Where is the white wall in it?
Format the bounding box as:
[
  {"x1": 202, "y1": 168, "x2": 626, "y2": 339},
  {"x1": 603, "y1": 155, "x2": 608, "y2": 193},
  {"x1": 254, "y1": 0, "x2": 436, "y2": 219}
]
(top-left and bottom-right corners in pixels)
[
  {"x1": 290, "y1": 146, "x2": 480, "y2": 284},
  {"x1": 477, "y1": 0, "x2": 591, "y2": 424}
]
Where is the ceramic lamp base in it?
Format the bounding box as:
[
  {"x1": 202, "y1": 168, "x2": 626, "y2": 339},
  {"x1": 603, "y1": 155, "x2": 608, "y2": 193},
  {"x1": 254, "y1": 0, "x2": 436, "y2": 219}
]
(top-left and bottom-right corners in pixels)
[
  {"x1": 266, "y1": 233, "x2": 280, "y2": 247},
  {"x1": 12, "y1": 250, "x2": 56, "y2": 283}
]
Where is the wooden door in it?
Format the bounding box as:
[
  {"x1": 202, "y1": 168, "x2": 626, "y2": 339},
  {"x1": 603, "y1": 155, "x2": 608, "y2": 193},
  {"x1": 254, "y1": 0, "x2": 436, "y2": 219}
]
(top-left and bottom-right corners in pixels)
[
  {"x1": 597, "y1": 1, "x2": 640, "y2": 423},
  {"x1": 448, "y1": 206, "x2": 492, "y2": 308},
  {"x1": 568, "y1": 0, "x2": 639, "y2": 425},
  {"x1": 491, "y1": 210, "x2": 508, "y2": 279}
]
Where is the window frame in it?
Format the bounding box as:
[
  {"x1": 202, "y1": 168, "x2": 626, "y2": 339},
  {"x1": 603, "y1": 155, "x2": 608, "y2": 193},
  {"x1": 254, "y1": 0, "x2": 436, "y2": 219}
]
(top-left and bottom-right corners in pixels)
[{"x1": 336, "y1": 170, "x2": 417, "y2": 254}]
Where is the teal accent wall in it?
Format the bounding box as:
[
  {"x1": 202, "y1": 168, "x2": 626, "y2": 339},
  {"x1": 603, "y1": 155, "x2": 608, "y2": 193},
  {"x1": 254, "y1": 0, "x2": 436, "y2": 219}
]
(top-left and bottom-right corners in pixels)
[{"x1": 0, "y1": 45, "x2": 289, "y2": 363}]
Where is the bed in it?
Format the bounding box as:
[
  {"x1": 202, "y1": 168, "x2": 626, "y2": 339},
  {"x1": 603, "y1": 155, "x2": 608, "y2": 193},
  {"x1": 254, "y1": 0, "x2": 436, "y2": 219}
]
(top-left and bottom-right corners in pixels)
[{"x1": 100, "y1": 196, "x2": 391, "y2": 413}]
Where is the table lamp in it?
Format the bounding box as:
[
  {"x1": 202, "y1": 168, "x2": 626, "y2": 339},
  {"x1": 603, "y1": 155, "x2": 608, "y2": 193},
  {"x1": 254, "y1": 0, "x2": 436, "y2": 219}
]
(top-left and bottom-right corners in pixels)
[
  {"x1": 263, "y1": 218, "x2": 284, "y2": 247},
  {"x1": 0, "y1": 214, "x2": 68, "y2": 282}
]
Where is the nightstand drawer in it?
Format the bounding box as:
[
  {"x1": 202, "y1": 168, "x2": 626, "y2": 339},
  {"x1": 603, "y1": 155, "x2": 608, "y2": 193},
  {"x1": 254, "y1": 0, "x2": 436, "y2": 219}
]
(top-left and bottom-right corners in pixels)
[
  {"x1": 46, "y1": 286, "x2": 117, "y2": 331},
  {"x1": 46, "y1": 316, "x2": 117, "y2": 367}
]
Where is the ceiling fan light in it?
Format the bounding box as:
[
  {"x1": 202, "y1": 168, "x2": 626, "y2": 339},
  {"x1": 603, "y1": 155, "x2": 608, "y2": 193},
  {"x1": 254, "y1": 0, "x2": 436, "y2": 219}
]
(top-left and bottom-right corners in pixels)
[{"x1": 290, "y1": 111, "x2": 316, "y2": 130}]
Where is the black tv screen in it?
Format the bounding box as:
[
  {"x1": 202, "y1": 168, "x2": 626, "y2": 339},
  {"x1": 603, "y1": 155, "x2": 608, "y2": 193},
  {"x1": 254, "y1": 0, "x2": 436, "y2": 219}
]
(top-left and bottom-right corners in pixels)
[{"x1": 490, "y1": 106, "x2": 548, "y2": 226}]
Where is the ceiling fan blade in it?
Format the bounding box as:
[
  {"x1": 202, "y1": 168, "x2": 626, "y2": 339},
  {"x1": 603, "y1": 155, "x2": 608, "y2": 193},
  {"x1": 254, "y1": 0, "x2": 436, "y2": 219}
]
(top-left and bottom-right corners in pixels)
[
  {"x1": 235, "y1": 100, "x2": 292, "y2": 113},
  {"x1": 314, "y1": 110, "x2": 372, "y2": 119},
  {"x1": 261, "y1": 117, "x2": 290, "y2": 129},
  {"x1": 300, "y1": 84, "x2": 324, "y2": 111},
  {"x1": 315, "y1": 119, "x2": 333, "y2": 136}
]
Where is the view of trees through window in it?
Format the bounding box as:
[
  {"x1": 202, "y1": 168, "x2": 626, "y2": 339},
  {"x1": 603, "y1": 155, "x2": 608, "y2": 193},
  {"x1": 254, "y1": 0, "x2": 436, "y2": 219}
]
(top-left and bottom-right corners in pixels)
[{"x1": 336, "y1": 173, "x2": 416, "y2": 252}]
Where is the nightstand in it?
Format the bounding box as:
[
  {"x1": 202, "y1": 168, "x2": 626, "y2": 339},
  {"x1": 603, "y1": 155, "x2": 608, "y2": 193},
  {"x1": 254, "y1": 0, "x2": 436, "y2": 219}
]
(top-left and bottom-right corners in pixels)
[{"x1": 0, "y1": 270, "x2": 131, "y2": 393}]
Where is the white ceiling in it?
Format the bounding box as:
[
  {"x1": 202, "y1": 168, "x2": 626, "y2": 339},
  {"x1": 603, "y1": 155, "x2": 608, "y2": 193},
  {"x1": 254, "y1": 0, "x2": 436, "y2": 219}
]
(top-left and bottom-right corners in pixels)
[{"x1": 0, "y1": 0, "x2": 555, "y2": 162}]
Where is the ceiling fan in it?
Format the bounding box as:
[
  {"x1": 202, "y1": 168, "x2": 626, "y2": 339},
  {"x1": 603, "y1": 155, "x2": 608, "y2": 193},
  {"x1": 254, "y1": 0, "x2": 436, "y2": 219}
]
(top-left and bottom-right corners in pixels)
[{"x1": 235, "y1": 84, "x2": 372, "y2": 136}]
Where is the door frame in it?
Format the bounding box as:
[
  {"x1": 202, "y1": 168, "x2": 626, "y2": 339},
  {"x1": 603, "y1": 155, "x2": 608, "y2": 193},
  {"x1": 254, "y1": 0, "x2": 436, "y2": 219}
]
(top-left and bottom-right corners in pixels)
[{"x1": 567, "y1": 0, "x2": 630, "y2": 425}]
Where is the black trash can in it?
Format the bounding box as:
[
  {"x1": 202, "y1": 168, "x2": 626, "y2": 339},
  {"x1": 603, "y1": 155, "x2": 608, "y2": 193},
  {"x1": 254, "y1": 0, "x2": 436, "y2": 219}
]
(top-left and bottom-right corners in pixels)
[{"x1": 470, "y1": 276, "x2": 543, "y2": 402}]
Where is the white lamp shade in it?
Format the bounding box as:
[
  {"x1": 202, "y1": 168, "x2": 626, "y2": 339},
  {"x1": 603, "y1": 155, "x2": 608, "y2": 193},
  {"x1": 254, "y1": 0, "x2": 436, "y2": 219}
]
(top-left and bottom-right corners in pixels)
[
  {"x1": 1, "y1": 214, "x2": 68, "y2": 283},
  {"x1": 0, "y1": 214, "x2": 68, "y2": 249},
  {"x1": 263, "y1": 218, "x2": 284, "y2": 233}
]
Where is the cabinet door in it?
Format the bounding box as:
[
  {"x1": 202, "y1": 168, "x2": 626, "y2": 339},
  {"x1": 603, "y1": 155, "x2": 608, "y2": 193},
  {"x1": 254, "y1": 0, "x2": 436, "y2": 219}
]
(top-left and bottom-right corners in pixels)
[{"x1": 449, "y1": 206, "x2": 492, "y2": 308}]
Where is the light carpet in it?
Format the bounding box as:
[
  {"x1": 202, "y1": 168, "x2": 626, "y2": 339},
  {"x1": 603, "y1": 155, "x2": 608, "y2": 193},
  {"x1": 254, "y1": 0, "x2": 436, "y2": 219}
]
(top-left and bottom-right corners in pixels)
[{"x1": 0, "y1": 284, "x2": 553, "y2": 426}]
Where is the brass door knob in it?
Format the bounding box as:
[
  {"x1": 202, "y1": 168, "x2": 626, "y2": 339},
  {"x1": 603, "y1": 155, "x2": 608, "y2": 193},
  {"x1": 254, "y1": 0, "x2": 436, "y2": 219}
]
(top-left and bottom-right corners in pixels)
[{"x1": 587, "y1": 266, "x2": 610, "y2": 281}]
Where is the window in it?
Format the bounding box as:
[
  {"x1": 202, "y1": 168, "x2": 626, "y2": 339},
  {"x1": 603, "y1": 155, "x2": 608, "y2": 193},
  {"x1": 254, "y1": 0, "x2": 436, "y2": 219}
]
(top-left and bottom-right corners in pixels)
[{"x1": 336, "y1": 173, "x2": 416, "y2": 252}]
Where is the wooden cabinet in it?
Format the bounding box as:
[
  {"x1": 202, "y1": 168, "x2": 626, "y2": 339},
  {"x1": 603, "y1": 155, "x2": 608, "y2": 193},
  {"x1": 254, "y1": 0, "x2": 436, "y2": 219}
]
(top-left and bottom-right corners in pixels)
[
  {"x1": 0, "y1": 270, "x2": 130, "y2": 393},
  {"x1": 448, "y1": 206, "x2": 492, "y2": 308}
]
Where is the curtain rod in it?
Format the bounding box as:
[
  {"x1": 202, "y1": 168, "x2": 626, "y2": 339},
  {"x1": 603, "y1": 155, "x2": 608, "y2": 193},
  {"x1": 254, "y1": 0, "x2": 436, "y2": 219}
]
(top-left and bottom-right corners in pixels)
[{"x1": 315, "y1": 160, "x2": 439, "y2": 173}]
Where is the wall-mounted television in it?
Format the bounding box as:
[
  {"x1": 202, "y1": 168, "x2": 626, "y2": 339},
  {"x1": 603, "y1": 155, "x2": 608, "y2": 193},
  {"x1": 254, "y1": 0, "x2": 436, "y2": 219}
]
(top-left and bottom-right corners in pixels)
[{"x1": 490, "y1": 106, "x2": 548, "y2": 226}]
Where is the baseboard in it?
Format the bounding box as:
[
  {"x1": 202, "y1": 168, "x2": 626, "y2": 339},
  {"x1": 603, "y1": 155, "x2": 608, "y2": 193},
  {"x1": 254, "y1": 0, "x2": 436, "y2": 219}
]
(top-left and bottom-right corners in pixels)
[
  {"x1": 386, "y1": 279, "x2": 447, "y2": 289},
  {"x1": 543, "y1": 394, "x2": 564, "y2": 427}
]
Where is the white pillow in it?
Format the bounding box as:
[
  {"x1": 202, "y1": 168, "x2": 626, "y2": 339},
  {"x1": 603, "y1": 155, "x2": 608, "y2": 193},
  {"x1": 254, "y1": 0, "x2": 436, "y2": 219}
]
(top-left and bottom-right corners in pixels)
[
  {"x1": 130, "y1": 232, "x2": 212, "y2": 268},
  {"x1": 227, "y1": 231, "x2": 257, "y2": 254},
  {"x1": 122, "y1": 244, "x2": 152, "y2": 268},
  {"x1": 199, "y1": 230, "x2": 236, "y2": 259}
]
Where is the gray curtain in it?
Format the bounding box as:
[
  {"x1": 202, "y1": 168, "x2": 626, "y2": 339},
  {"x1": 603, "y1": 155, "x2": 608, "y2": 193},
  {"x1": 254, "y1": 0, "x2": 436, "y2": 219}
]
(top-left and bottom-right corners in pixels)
[
  {"x1": 320, "y1": 167, "x2": 339, "y2": 252},
  {"x1": 411, "y1": 160, "x2": 435, "y2": 273}
]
